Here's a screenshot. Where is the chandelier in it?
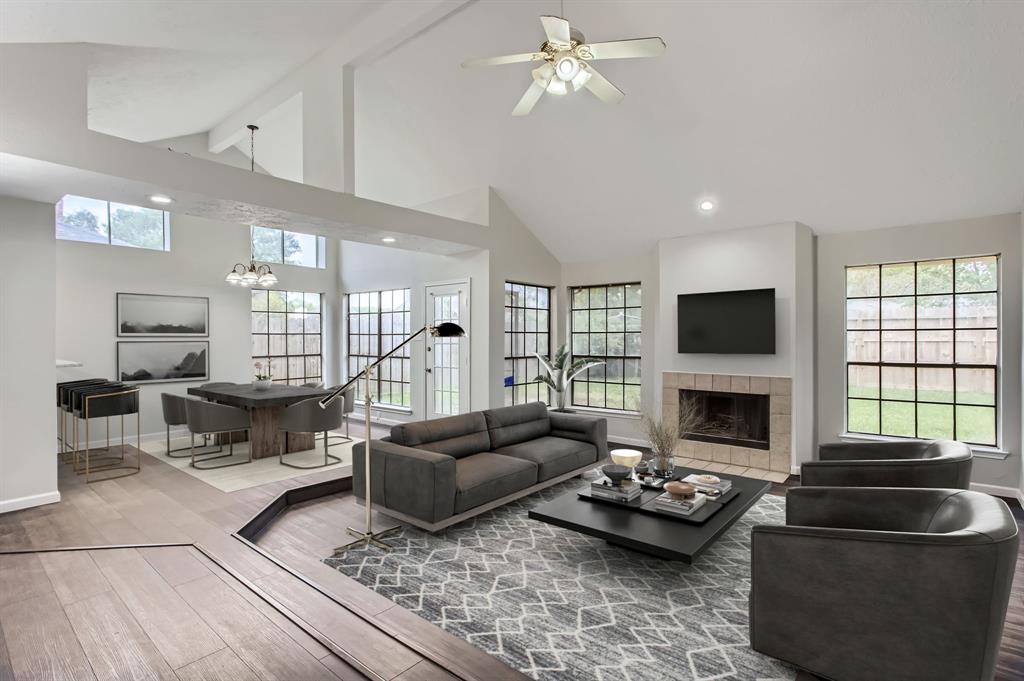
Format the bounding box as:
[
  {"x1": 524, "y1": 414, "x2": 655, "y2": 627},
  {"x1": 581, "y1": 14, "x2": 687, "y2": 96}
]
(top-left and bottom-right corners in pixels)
[{"x1": 225, "y1": 262, "x2": 277, "y2": 287}]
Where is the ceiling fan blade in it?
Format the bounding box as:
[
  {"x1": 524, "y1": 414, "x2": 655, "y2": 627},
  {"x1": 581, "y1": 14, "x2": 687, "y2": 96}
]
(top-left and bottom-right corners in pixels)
[
  {"x1": 581, "y1": 37, "x2": 666, "y2": 60},
  {"x1": 462, "y1": 52, "x2": 547, "y2": 68},
  {"x1": 581, "y1": 63, "x2": 624, "y2": 104},
  {"x1": 512, "y1": 80, "x2": 547, "y2": 116},
  {"x1": 540, "y1": 15, "x2": 571, "y2": 46}
]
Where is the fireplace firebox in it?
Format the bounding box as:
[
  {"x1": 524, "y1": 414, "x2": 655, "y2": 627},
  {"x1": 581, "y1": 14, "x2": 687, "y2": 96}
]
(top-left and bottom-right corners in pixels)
[{"x1": 679, "y1": 388, "x2": 770, "y2": 450}]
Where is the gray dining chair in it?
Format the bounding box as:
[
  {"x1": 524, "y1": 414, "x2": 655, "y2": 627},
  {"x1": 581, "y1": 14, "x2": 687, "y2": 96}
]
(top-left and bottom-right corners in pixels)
[
  {"x1": 185, "y1": 399, "x2": 252, "y2": 470},
  {"x1": 277, "y1": 397, "x2": 343, "y2": 469},
  {"x1": 160, "y1": 393, "x2": 224, "y2": 460},
  {"x1": 319, "y1": 384, "x2": 355, "y2": 446}
]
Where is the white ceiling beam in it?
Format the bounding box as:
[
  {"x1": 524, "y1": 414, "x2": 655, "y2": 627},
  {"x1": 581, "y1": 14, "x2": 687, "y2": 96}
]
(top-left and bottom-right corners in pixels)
[{"x1": 207, "y1": 0, "x2": 470, "y2": 154}]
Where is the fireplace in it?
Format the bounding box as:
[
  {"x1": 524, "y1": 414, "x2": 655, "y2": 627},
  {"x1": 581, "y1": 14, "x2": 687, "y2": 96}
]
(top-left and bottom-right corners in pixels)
[{"x1": 679, "y1": 388, "x2": 770, "y2": 450}]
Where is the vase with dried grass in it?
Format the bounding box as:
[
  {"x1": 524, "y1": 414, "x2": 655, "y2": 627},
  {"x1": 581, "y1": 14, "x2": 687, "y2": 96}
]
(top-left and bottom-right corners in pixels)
[{"x1": 642, "y1": 394, "x2": 701, "y2": 476}]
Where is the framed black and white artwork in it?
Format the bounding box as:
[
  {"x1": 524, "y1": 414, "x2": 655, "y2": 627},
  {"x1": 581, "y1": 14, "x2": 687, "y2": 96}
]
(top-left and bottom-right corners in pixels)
[
  {"x1": 117, "y1": 341, "x2": 209, "y2": 384},
  {"x1": 116, "y1": 293, "x2": 209, "y2": 337}
]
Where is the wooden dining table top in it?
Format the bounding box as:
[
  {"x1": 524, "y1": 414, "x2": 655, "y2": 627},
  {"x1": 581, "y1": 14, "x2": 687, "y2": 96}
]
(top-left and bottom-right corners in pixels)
[{"x1": 187, "y1": 384, "x2": 332, "y2": 409}]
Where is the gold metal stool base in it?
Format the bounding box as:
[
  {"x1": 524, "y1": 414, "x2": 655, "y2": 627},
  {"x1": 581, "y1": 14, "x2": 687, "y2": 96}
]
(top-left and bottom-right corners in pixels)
[{"x1": 334, "y1": 525, "x2": 401, "y2": 553}]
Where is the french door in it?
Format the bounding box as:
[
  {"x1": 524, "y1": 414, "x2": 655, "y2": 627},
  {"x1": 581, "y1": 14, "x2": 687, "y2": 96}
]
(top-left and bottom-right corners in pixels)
[{"x1": 425, "y1": 282, "x2": 470, "y2": 418}]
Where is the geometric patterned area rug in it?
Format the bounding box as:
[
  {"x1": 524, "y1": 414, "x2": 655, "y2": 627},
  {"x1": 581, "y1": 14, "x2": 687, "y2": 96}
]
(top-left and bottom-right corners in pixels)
[{"x1": 324, "y1": 479, "x2": 797, "y2": 681}]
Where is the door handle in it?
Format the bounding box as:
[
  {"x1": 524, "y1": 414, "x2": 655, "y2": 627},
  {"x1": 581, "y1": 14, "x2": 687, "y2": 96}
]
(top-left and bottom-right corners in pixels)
[{"x1": 425, "y1": 368, "x2": 432, "y2": 373}]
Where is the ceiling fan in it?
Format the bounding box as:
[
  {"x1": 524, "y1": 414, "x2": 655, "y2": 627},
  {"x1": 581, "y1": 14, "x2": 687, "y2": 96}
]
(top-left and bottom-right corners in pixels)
[{"x1": 462, "y1": 15, "x2": 665, "y2": 116}]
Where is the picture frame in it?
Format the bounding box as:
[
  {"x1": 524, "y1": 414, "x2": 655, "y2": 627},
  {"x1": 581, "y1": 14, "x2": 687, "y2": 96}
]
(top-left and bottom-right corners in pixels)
[
  {"x1": 116, "y1": 293, "x2": 209, "y2": 337},
  {"x1": 117, "y1": 341, "x2": 210, "y2": 384}
]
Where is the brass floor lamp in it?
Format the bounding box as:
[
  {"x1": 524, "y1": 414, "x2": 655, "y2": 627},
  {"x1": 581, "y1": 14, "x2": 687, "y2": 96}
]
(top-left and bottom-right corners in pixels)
[{"x1": 320, "y1": 321, "x2": 465, "y2": 552}]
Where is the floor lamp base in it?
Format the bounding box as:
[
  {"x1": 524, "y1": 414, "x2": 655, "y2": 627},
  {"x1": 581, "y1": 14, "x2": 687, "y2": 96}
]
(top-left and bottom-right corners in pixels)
[{"x1": 335, "y1": 525, "x2": 401, "y2": 553}]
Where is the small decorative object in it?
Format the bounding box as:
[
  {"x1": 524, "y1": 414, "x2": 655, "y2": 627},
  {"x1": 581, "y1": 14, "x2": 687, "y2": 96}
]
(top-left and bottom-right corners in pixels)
[
  {"x1": 253, "y1": 361, "x2": 272, "y2": 390},
  {"x1": 601, "y1": 464, "x2": 632, "y2": 486},
  {"x1": 641, "y1": 393, "x2": 701, "y2": 476},
  {"x1": 664, "y1": 481, "x2": 696, "y2": 499},
  {"x1": 696, "y1": 474, "x2": 721, "y2": 485},
  {"x1": 532, "y1": 344, "x2": 604, "y2": 412},
  {"x1": 610, "y1": 448, "x2": 642, "y2": 480}
]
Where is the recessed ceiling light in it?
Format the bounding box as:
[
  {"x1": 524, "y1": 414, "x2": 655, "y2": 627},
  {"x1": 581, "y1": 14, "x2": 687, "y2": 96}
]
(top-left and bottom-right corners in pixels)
[
  {"x1": 698, "y1": 199, "x2": 715, "y2": 212},
  {"x1": 381, "y1": 237, "x2": 397, "y2": 243},
  {"x1": 149, "y1": 194, "x2": 174, "y2": 205}
]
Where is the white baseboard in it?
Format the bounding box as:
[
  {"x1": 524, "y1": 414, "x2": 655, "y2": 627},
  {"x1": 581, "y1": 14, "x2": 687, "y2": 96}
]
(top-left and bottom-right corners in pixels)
[
  {"x1": 0, "y1": 490, "x2": 61, "y2": 514},
  {"x1": 969, "y1": 482, "x2": 1024, "y2": 505},
  {"x1": 607, "y1": 435, "x2": 651, "y2": 448}
]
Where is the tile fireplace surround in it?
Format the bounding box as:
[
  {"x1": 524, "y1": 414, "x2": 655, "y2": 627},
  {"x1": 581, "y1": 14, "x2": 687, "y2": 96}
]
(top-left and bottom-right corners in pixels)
[{"x1": 663, "y1": 372, "x2": 792, "y2": 473}]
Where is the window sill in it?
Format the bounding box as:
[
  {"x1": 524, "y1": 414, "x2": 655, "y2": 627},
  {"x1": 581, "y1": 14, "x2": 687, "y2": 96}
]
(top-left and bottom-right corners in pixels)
[
  {"x1": 838, "y1": 432, "x2": 1010, "y2": 460},
  {"x1": 566, "y1": 406, "x2": 642, "y2": 420},
  {"x1": 354, "y1": 404, "x2": 413, "y2": 416}
]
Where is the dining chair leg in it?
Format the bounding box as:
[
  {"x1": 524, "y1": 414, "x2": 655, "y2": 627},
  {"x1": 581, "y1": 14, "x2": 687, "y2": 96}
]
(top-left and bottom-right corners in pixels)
[
  {"x1": 280, "y1": 429, "x2": 341, "y2": 470},
  {"x1": 191, "y1": 430, "x2": 253, "y2": 470},
  {"x1": 166, "y1": 426, "x2": 223, "y2": 459}
]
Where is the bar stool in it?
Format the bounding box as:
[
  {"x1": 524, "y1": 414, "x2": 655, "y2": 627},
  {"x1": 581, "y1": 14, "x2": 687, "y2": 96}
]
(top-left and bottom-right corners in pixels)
[
  {"x1": 185, "y1": 400, "x2": 252, "y2": 470},
  {"x1": 67, "y1": 382, "x2": 124, "y2": 464},
  {"x1": 56, "y1": 379, "x2": 107, "y2": 461},
  {"x1": 70, "y1": 384, "x2": 141, "y2": 482},
  {"x1": 278, "y1": 397, "x2": 344, "y2": 469},
  {"x1": 160, "y1": 393, "x2": 224, "y2": 460}
]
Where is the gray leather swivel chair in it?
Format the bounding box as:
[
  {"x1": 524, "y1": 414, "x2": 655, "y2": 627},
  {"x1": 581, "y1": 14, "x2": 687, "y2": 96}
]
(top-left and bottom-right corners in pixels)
[
  {"x1": 160, "y1": 393, "x2": 224, "y2": 460},
  {"x1": 185, "y1": 400, "x2": 252, "y2": 470},
  {"x1": 802, "y1": 439, "x2": 973, "y2": 488},
  {"x1": 277, "y1": 397, "x2": 343, "y2": 469},
  {"x1": 750, "y1": 487, "x2": 1018, "y2": 681}
]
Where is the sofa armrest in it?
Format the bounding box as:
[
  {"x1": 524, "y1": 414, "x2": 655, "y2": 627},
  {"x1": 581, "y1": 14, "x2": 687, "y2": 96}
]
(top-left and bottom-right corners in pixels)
[
  {"x1": 549, "y1": 411, "x2": 609, "y2": 460},
  {"x1": 353, "y1": 440, "x2": 456, "y2": 524}
]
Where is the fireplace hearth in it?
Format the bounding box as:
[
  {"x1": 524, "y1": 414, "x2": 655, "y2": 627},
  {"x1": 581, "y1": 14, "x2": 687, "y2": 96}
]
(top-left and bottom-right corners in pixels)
[{"x1": 680, "y1": 388, "x2": 770, "y2": 450}]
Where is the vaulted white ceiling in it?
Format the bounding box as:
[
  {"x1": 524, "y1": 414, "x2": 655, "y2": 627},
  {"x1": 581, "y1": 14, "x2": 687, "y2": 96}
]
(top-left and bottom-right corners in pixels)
[
  {"x1": 0, "y1": 0, "x2": 378, "y2": 141},
  {"x1": 2, "y1": 1, "x2": 1023, "y2": 263},
  {"x1": 353, "y1": 0, "x2": 1024, "y2": 261}
]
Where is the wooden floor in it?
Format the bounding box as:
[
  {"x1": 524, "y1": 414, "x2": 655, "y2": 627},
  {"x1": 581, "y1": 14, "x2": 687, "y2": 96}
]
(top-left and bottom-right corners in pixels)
[
  {"x1": 0, "y1": 438, "x2": 1021, "y2": 681},
  {"x1": 0, "y1": 437, "x2": 522, "y2": 681}
]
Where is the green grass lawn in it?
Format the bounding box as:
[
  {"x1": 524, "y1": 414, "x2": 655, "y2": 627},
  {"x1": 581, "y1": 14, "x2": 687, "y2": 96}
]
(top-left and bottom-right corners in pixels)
[{"x1": 848, "y1": 397, "x2": 995, "y2": 445}]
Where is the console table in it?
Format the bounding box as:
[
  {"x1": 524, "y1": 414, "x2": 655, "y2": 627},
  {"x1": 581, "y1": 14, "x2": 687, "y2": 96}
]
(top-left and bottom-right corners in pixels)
[{"x1": 187, "y1": 384, "x2": 331, "y2": 459}]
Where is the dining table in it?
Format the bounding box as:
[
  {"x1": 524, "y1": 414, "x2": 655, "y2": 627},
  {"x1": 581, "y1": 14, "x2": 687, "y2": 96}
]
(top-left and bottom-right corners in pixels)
[{"x1": 187, "y1": 383, "x2": 332, "y2": 459}]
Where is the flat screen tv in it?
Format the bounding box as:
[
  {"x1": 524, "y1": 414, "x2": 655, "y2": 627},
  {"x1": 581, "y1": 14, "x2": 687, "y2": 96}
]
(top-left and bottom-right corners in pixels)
[{"x1": 677, "y1": 288, "x2": 776, "y2": 354}]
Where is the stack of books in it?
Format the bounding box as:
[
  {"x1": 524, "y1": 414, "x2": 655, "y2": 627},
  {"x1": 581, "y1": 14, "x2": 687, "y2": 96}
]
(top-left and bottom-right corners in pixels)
[
  {"x1": 682, "y1": 474, "x2": 732, "y2": 496},
  {"x1": 590, "y1": 478, "x2": 643, "y2": 503},
  {"x1": 654, "y1": 491, "x2": 707, "y2": 517}
]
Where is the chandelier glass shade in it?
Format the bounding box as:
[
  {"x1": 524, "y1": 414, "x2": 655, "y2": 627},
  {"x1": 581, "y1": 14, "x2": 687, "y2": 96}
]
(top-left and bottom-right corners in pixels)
[{"x1": 225, "y1": 262, "x2": 277, "y2": 288}]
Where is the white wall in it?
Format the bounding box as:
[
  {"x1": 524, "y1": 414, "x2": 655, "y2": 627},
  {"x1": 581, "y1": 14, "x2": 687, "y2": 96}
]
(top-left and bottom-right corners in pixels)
[
  {"x1": 55, "y1": 213, "x2": 340, "y2": 440},
  {"x1": 0, "y1": 197, "x2": 59, "y2": 512},
  {"x1": 816, "y1": 213, "x2": 1022, "y2": 489}
]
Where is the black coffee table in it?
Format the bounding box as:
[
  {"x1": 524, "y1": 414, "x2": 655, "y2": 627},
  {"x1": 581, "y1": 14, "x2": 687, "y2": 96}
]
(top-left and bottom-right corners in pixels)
[{"x1": 528, "y1": 466, "x2": 771, "y2": 563}]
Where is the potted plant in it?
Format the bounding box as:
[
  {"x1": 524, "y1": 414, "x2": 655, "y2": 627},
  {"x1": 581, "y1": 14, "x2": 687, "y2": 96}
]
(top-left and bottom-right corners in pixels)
[
  {"x1": 532, "y1": 344, "x2": 604, "y2": 412},
  {"x1": 641, "y1": 394, "x2": 701, "y2": 476},
  {"x1": 253, "y1": 361, "x2": 272, "y2": 391}
]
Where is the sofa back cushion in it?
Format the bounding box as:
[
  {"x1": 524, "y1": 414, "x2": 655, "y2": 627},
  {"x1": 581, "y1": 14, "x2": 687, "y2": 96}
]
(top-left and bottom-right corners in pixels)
[
  {"x1": 483, "y1": 402, "x2": 551, "y2": 449},
  {"x1": 390, "y1": 412, "x2": 490, "y2": 459}
]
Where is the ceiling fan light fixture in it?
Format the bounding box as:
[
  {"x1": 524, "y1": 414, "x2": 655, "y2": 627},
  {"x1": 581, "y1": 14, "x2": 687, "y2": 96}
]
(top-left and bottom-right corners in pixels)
[
  {"x1": 555, "y1": 55, "x2": 580, "y2": 81},
  {"x1": 571, "y1": 66, "x2": 592, "y2": 90},
  {"x1": 546, "y1": 78, "x2": 568, "y2": 96}
]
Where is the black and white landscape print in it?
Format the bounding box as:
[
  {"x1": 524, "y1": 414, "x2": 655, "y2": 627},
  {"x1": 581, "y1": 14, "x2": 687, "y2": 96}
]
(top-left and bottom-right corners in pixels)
[
  {"x1": 117, "y1": 293, "x2": 209, "y2": 336},
  {"x1": 117, "y1": 341, "x2": 209, "y2": 383}
]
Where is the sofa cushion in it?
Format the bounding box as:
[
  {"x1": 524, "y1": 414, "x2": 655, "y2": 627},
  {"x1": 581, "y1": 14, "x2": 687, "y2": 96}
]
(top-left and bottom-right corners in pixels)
[
  {"x1": 454, "y1": 452, "x2": 538, "y2": 513},
  {"x1": 483, "y1": 402, "x2": 551, "y2": 449},
  {"x1": 493, "y1": 436, "x2": 598, "y2": 481},
  {"x1": 390, "y1": 412, "x2": 490, "y2": 459}
]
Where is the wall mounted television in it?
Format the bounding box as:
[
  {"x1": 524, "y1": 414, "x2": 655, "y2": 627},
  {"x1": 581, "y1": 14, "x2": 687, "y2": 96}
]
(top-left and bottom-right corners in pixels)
[{"x1": 677, "y1": 288, "x2": 776, "y2": 354}]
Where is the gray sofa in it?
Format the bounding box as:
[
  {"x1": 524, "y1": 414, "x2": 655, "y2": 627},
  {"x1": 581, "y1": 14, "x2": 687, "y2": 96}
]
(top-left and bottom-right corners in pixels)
[
  {"x1": 353, "y1": 402, "x2": 607, "y2": 531},
  {"x1": 801, "y1": 439, "x2": 973, "y2": 489},
  {"x1": 751, "y1": 487, "x2": 1018, "y2": 681}
]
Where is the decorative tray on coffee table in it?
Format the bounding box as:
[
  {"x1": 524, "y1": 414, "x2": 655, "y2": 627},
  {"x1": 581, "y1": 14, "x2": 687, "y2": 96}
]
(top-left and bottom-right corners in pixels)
[{"x1": 577, "y1": 483, "x2": 741, "y2": 525}]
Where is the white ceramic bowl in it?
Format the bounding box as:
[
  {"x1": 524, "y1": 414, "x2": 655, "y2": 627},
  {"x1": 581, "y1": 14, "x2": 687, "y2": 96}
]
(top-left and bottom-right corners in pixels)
[{"x1": 610, "y1": 448, "x2": 643, "y2": 468}]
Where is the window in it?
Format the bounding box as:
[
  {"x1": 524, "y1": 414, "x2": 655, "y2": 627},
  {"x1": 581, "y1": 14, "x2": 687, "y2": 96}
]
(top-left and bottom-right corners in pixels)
[
  {"x1": 846, "y1": 256, "x2": 999, "y2": 446},
  {"x1": 346, "y1": 289, "x2": 412, "y2": 408},
  {"x1": 503, "y1": 282, "x2": 552, "y2": 405},
  {"x1": 56, "y1": 195, "x2": 170, "y2": 251},
  {"x1": 251, "y1": 226, "x2": 326, "y2": 269},
  {"x1": 251, "y1": 290, "x2": 323, "y2": 385},
  {"x1": 569, "y1": 283, "x2": 642, "y2": 411}
]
